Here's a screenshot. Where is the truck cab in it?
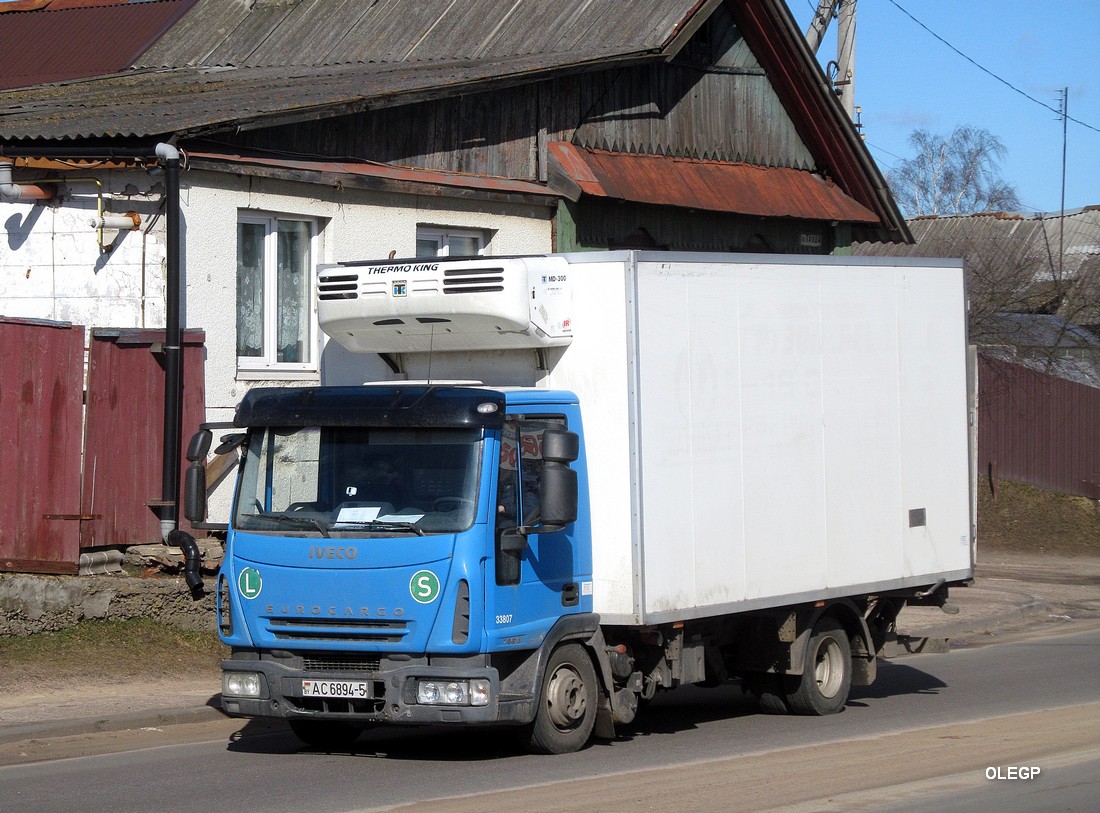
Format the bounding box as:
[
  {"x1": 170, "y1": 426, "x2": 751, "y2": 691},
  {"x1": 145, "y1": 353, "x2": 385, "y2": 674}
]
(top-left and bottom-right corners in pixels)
[{"x1": 209, "y1": 384, "x2": 595, "y2": 749}]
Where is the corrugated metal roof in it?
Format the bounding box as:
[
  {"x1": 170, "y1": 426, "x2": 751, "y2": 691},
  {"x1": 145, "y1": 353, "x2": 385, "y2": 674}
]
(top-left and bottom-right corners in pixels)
[
  {"x1": 855, "y1": 209, "x2": 1100, "y2": 279},
  {"x1": 135, "y1": 0, "x2": 705, "y2": 69},
  {"x1": 548, "y1": 142, "x2": 879, "y2": 223},
  {"x1": 0, "y1": 0, "x2": 197, "y2": 91},
  {"x1": 0, "y1": 50, "x2": 611, "y2": 140}
]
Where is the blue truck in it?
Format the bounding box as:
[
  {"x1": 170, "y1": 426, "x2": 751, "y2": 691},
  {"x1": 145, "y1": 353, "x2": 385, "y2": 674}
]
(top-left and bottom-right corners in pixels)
[{"x1": 183, "y1": 252, "x2": 974, "y2": 754}]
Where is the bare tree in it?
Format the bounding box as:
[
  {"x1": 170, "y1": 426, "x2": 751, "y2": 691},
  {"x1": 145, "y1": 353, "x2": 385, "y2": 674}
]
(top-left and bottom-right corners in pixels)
[{"x1": 888, "y1": 126, "x2": 1021, "y2": 216}]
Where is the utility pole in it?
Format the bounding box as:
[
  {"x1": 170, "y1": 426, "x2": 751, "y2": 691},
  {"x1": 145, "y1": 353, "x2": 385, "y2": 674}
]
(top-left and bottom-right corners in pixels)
[
  {"x1": 803, "y1": 0, "x2": 857, "y2": 121},
  {"x1": 1058, "y1": 87, "x2": 1068, "y2": 283},
  {"x1": 837, "y1": 0, "x2": 857, "y2": 119}
]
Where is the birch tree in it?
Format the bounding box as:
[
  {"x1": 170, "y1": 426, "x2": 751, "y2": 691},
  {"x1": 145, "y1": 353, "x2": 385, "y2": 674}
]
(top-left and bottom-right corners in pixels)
[{"x1": 888, "y1": 125, "x2": 1021, "y2": 216}]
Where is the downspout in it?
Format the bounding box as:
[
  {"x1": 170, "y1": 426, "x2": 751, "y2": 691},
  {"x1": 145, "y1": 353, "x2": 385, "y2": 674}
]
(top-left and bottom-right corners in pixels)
[{"x1": 156, "y1": 142, "x2": 184, "y2": 542}]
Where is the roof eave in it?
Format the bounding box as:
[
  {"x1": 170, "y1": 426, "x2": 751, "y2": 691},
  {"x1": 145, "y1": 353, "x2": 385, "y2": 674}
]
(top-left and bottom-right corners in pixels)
[{"x1": 731, "y1": 0, "x2": 912, "y2": 244}]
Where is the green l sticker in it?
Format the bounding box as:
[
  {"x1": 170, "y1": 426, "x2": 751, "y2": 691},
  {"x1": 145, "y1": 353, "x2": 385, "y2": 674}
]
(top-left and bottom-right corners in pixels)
[
  {"x1": 238, "y1": 567, "x2": 263, "y2": 600},
  {"x1": 410, "y1": 570, "x2": 440, "y2": 604}
]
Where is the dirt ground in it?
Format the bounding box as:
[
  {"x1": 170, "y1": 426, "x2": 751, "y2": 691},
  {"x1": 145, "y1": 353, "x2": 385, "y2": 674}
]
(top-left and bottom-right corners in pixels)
[{"x1": 977, "y1": 478, "x2": 1100, "y2": 557}]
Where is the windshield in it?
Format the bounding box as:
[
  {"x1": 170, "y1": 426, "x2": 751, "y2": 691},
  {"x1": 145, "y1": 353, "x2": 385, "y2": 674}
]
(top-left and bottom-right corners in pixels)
[{"x1": 234, "y1": 425, "x2": 483, "y2": 536}]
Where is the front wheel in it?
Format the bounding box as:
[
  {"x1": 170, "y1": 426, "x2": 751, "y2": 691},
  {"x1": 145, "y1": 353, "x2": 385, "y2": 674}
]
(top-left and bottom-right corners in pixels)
[
  {"x1": 520, "y1": 643, "x2": 598, "y2": 754},
  {"x1": 784, "y1": 617, "x2": 852, "y2": 715}
]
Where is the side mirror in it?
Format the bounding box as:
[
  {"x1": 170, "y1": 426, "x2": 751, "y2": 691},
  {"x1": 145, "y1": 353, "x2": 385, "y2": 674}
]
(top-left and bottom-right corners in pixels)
[
  {"x1": 537, "y1": 461, "x2": 578, "y2": 530},
  {"x1": 184, "y1": 460, "x2": 208, "y2": 523},
  {"x1": 186, "y1": 428, "x2": 212, "y2": 462},
  {"x1": 539, "y1": 429, "x2": 579, "y2": 529}
]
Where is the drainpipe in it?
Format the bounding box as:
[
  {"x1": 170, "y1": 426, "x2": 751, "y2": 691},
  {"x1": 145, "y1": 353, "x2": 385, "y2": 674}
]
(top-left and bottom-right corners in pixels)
[
  {"x1": 0, "y1": 161, "x2": 55, "y2": 200},
  {"x1": 156, "y1": 142, "x2": 184, "y2": 541}
]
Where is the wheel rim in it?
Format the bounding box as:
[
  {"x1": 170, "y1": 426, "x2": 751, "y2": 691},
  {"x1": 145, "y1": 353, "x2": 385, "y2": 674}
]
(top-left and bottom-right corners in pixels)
[
  {"x1": 814, "y1": 636, "x2": 845, "y2": 699},
  {"x1": 545, "y1": 661, "x2": 589, "y2": 730}
]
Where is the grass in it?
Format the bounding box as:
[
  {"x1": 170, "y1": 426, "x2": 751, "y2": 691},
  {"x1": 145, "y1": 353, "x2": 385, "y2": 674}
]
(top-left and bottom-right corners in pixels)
[{"x1": 0, "y1": 619, "x2": 226, "y2": 690}]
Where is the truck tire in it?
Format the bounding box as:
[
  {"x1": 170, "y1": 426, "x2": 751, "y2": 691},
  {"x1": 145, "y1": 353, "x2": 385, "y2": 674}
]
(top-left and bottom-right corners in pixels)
[
  {"x1": 784, "y1": 617, "x2": 852, "y2": 715},
  {"x1": 289, "y1": 719, "x2": 363, "y2": 748},
  {"x1": 521, "y1": 643, "x2": 598, "y2": 754},
  {"x1": 743, "y1": 673, "x2": 789, "y2": 714}
]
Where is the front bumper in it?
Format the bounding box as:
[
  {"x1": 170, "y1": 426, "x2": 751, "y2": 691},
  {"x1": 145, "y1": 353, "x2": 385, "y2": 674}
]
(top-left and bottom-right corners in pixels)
[{"x1": 220, "y1": 652, "x2": 534, "y2": 726}]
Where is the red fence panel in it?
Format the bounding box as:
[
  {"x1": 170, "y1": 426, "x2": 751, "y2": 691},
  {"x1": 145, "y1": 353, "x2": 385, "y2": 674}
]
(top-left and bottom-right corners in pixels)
[
  {"x1": 0, "y1": 317, "x2": 84, "y2": 573},
  {"x1": 80, "y1": 328, "x2": 206, "y2": 548},
  {"x1": 978, "y1": 355, "x2": 1100, "y2": 498}
]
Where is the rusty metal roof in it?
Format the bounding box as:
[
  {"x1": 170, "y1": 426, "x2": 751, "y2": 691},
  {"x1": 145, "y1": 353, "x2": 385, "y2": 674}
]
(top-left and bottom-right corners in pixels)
[
  {"x1": 0, "y1": 0, "x2": 197, "y2": 91},
  {"x1": 548, "y1": 142, "x2": 879, "y2": 224}
]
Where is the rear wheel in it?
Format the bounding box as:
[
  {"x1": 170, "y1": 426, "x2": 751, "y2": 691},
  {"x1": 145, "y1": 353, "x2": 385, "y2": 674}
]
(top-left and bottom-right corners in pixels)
[
  {"x1": 289, "y1": 719, "x2": 363, "y2": 748},
  {"x1": 784, "y1": 617, "x2": 852, "y2": 715},
  {"x1": 520, "y1": 643, "x2": 598, "y2": 754}
]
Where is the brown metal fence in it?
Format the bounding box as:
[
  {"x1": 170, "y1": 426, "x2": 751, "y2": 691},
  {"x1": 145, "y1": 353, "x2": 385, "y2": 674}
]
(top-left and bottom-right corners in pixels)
[
  {"x1": 978, "y1": 354, "x2": 1100, "y2": 499},
  {"x1": 0, "y1": 319, "x2": 206, "y2": 573},
  {"x1": 80, "y1": 328, "x2": 207, "y2": 550},
  {"x1": 0, "y1": 317, "x2": 85, "y2": 573}
]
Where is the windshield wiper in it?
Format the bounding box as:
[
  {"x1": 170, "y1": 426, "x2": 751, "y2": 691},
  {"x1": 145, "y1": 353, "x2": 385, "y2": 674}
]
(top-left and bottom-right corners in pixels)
[
  {"x1": 250, "y1": 513, "x2": 331, "y2": 538},
  {"x1": 332, "y1": 520, "x2": 425, "y2": 536}
]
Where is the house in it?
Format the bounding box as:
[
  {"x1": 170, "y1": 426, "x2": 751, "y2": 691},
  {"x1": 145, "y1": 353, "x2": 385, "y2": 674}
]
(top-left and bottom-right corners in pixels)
[
  {"x1": 0, "y1": 0, "x2": 911, "y2": 555},
  {"x1": 853, "y1": 207, "x2": 1100, "y2": 345}
]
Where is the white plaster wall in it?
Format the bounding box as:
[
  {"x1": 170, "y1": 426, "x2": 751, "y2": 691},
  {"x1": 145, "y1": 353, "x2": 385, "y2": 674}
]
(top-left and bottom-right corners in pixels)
[
  {"x1": 181, "y1": 171, "x2": 552, "y2": 520},
  {"x1": 0, "y1": 170, "x2": 168, "y2": 329},
  {"x1": 182, "y1": 170, "x2": 553, "y2": 420}
]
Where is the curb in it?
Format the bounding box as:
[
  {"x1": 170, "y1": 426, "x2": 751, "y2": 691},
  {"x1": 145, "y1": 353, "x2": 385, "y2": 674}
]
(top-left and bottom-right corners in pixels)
[{"x1": 0, "y1": 702, "x2": 227, "y2": 746}]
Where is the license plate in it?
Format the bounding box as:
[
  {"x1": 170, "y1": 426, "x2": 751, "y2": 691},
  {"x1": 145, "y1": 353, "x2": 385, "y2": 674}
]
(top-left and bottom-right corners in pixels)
[{"x1": 301, "y1": 680, "x2": 372, "y2": 698}]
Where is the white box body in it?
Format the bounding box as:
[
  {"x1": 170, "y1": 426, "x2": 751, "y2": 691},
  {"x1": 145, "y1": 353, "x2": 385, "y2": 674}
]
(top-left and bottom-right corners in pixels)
[{"x1": 319, "y1": 251, "x2": 974, "y2": 625}]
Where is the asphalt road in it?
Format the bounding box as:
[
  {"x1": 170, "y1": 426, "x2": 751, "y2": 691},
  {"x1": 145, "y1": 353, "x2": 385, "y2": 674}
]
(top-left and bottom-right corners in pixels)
[{"x1": 1, "y1": 628, "x2": 1097, "y2": 813}]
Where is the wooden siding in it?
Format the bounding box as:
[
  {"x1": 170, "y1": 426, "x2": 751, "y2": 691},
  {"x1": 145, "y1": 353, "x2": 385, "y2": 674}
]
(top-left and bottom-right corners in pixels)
[
  {"x1": 559, "y1": 200, "x2": 834, "y2": 254},
  {"x1": 226, "y1": 20, "x2": 813, "y2": 183}
]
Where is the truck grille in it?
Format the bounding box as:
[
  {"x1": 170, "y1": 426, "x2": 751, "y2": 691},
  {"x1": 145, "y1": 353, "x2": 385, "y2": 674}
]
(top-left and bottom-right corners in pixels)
[
  {"x1": 267, "y1": 618, "x2": 408, "y2": 643},
  {"x1": 302, "y1": 653, "x2": 382, "y2": 673}
]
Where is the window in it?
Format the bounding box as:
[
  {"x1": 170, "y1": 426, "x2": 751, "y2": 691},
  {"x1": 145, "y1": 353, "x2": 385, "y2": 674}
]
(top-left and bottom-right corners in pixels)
[
  {"x1": 416, "y1": 226, "x2": 487, "y2": 258},
  {"x1": 236, "y1": 214, "x2": 319, "y2": 372},
  {"x1": 495, "y1": 415, "x2": 566, "y2": 584}
]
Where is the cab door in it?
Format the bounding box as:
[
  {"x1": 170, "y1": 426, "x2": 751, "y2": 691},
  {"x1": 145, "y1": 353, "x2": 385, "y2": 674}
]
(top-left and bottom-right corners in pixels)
[{"x1": 486, "y1": 415, "x2": 579, "y2": 650}]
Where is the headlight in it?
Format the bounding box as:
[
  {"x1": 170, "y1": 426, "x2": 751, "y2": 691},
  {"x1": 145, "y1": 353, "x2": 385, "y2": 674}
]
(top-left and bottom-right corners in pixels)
[
  {"x1": 416, "y1": 678, "x2": 491, "y2": 707},
  {"x1": 223, "y1": 671, "x2": 262, "y2": 698}
]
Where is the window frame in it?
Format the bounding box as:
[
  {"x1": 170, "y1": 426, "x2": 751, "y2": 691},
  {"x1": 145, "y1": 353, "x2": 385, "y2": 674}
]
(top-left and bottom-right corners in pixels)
[
  {"x1": 236, "y1": 212, "x2": 321, "y2": 377},
  {"x1": 415, "y1": 226, "x2": 489, "y2": 258}
]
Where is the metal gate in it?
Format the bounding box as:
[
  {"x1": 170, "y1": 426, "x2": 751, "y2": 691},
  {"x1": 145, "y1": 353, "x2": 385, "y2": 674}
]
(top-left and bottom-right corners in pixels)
[
  {"x1": 0, "y1": 317, "x2": 85, "y2": 573},
  {"x1": 0, "y1": 319, "x2": 206, "y2": 573}
]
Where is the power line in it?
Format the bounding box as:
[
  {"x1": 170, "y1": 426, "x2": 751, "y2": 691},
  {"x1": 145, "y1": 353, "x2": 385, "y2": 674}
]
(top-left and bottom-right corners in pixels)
[{"x1": 886, "y1": 0, "x2": 1100, "y2": 136}]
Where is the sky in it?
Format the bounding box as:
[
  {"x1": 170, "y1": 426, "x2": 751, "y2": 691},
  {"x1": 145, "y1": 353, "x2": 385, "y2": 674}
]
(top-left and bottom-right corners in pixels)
[{"x1": 790, "y1": 0, "x2": 1100, "y2": 214}]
